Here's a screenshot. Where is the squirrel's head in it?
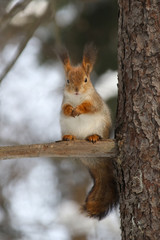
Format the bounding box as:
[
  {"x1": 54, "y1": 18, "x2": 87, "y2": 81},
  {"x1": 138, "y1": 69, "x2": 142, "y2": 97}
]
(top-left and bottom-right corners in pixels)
[{"x1": 59, "y1": 43, "x2": 97, "y2": 95}]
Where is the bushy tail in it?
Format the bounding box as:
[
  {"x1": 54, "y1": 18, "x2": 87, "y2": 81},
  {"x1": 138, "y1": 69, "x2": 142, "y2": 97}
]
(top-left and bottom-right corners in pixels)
[{"x1": 81, "y1": 159, "x2": 119, "y2": 220}]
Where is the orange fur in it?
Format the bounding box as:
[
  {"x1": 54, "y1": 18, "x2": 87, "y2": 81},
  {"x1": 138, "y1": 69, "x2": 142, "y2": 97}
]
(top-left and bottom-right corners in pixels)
[
  {"x1": 65, "y1": 66, "x2": 93, "y2": 95},
  {"x1": 81, "y1": 161, "x2": 119, "y2": 220},
  {"x1": 72, "y1": 101, "x2": 97, "y2": 117},
  {"x1": 63, "y1": 104, "x2": 73, "y2": 117},
  {"x1": 82, "y1": 43, "x2": 97, "y2": 75},
  {"x1": 86, "y1": 134, "x2": 101, "y2": 143},
  {"x1": 62, "y1": 135, "x2": 76, "y2": 141},
  {"x1": 104, "y1": 124, "x2": 111, "y2": 139},
  {"x1": 58, "y1": 47, "x2": 71, "y2": 73},
  {"x1": 59, "y1": 44, "x2": 118, "y2": 220}
]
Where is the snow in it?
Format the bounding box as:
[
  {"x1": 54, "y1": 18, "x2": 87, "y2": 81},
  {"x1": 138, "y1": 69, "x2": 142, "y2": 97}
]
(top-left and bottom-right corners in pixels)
[
  {"x1": 55, "y1": 4, "x2": 78, "y2": 27},
  {"x1": 8, "y1": 1, "x2": 78, "y2": 27},
  {"x1": 9, "y1": 0, "x2": 48, "y2": 26},
  {"x1": 0, "y1": 38, "x2": 63, "y2": 144},
  {"x1": 0, "y1": 37, "x2": 120, "y2": 240},
  {"x1": 95, "y1": 70, "x2": 118, "y2": 101}
]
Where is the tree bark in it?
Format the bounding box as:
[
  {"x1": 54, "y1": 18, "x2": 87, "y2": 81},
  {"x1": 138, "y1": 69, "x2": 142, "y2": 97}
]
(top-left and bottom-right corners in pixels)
[{"x1": 116, "y1": 1, "x2": 160, "y2": 239}]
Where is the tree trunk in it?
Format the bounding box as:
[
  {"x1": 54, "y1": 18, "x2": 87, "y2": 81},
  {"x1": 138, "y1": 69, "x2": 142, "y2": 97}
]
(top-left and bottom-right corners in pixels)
[{"x1": 116, "y1": 1, "x2": 160, "y2": 239}]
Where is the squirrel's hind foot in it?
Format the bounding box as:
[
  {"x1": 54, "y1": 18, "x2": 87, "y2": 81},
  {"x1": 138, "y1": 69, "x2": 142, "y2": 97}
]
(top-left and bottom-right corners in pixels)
[
  {"x1": 62, "y1": 135, "x2": 76, "y2": 141},
  {"x1": 86, "y1": 134, "x2": 101, "y2": 143}
]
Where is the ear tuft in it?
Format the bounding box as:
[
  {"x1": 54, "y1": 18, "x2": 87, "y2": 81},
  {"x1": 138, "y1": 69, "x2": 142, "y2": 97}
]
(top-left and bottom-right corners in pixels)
[
  {"x1": 58, "y1": 46, "x2": 71, "y2": 73},
  {"x1": 82, "y1": 43, "x2": 97, "y2": 75}
]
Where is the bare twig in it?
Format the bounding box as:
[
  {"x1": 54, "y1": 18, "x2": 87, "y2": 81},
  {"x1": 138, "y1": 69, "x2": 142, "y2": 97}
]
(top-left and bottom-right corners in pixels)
[
  {"x1": 0, "y1": 18, "x2": 41, "y2": 83},
  {"x1": 0, "y1": 139, "x2": 117, "y2": 160},
  {"x1": 0, "y1": 0, "x2": 33, "y2": 30},
  {"x1": 0, "y1": 0, "x2": 56, "y2": 83}
]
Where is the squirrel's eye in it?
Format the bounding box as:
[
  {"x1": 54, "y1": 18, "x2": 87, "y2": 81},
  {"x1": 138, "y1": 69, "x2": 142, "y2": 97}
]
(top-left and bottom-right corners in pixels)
[
  {"x1": 84, "y1": 78, "x2": 87, "y2": 83},
  {"x1": 67, "y1": 79, "x2": 70, "y2": 84}
]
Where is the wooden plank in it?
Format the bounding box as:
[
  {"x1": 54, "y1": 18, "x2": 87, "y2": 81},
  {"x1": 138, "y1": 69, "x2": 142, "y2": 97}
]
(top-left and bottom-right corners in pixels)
[{"x1": 0, "y1": 139, "x2": 117, "y2": 160}]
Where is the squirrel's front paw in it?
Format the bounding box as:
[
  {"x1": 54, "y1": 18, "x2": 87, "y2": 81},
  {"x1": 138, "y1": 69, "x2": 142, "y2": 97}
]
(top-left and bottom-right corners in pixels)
[
  {"x1": 63, "y1": 104, "x2": 74, "y2": 117},
  {"x1": 72, "y1": 107, "x2": 81, "y2": 117}
]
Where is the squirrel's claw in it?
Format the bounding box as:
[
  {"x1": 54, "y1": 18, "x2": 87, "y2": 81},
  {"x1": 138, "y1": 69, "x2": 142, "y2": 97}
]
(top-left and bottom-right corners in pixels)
[
  {"x1": 86, "y1": 134, "x2": 101, "y2": 143},
  {"x1": 72, "y1": 109, "x2": 80, "y2": 117}
]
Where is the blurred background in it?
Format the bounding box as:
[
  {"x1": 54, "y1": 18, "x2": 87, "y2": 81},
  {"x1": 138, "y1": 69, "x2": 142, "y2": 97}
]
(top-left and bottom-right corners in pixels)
[{"x1": 0, "y1": 0, "x2": 120, "y2": 239}]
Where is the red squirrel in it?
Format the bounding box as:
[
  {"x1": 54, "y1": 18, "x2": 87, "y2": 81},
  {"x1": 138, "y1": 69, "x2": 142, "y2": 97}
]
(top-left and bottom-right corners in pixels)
[{"x1": 59, "y1": 43, "x2": 118, "y2": 220}]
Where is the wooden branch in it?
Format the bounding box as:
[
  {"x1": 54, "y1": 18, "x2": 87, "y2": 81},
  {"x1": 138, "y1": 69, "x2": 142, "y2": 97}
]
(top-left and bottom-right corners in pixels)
[{"x1": 0, "y1": 139, "x2": 117, "y2": 160}]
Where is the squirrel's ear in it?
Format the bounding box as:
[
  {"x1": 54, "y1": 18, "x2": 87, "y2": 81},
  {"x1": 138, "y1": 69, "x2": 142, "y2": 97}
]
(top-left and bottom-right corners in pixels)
[
  {"x1": 58, "y1": 47, "x2": 71, "y2": 73},
  {"x1": 82, "y1": 43, "x2": 97, "y2": 76}
]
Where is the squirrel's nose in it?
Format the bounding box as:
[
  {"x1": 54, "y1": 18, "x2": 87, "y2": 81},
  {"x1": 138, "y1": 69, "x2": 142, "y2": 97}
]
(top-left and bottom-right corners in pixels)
[{"x1": 75, "y1": 87, "x2": 79, "y2": 95}]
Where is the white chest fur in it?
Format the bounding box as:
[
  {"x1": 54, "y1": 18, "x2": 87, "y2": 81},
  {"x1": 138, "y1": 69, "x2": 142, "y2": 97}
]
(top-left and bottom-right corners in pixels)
[
  {"x1": 61, "y1": 112, "x2": 106, "y2": 139},
  {"x1": 63, "y1": 91, "x2": 88, "y2": 107},
  {"x1": 60, "y1": 91, "x2": 108, "y2": 139}
]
